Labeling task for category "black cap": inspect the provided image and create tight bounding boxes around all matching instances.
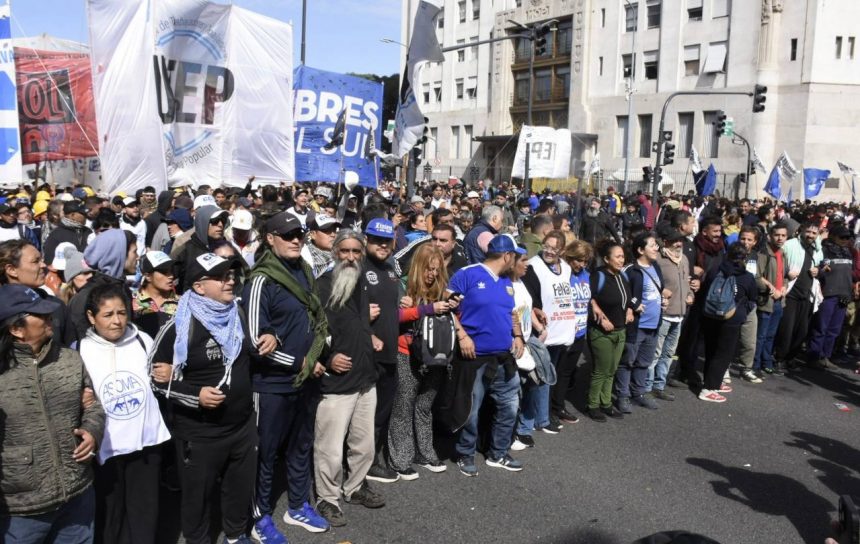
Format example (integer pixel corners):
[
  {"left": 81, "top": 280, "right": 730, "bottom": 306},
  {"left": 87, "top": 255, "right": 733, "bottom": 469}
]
[
  {"left": 831, "top": 225, "right": 852, "bottom": 239},
  {"left": 63, "top": 201, "right": 87, "bottom": 216},
  {"left": 140, "top": 251, "right": 175, "bottom": 274},
  {"left": 185, "top": 253, "right": 239, "bottom": 284},
  {"left": 265, "top": 212, "right": 303, "bottom": 236},
  {"left": 0, "top": 284, "right": 60, "bottom": 322},
  {"left": 0, "top": 204, "right": 13, "bottom": 215}
]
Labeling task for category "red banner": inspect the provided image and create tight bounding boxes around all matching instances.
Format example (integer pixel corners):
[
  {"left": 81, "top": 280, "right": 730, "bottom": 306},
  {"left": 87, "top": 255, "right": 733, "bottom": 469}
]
[{"left": 15, "top": 48, "right": 98, "bottom": 164}]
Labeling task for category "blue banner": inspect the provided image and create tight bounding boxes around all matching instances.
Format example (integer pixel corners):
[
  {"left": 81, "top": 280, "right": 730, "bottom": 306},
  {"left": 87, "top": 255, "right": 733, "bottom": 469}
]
[
  {"left": 293, "top": 65, "right": 383, "bottom": 188},
  {"left": 695, "top": 164, "right": 717, "bottom": 196},
  {"left": 803, "top": 168, "right": 831, "bottom": 199}
]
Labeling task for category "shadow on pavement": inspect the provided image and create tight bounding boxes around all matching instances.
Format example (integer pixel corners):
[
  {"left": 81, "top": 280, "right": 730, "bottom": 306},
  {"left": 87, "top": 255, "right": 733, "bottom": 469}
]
[
  {"left": 548, "top": 526, "right": 620, "bottom": 544},
  {"left": 687, "top": 457, "right": 832, "bottom": 544},
  {"left": 784, "top": 366, "right": 860, "bottom": 406},
  {"left": 786, "top": 431, "right": 860, "bottom": 499}
]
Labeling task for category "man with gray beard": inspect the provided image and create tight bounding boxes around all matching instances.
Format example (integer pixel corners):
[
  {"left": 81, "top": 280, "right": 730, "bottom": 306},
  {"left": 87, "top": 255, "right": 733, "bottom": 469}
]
[
  {"left": 313, "top": 230, "right": 384, "bottom": 528},
  {"left": 579, "top": 197, "right": 621, "bottom": 246}
]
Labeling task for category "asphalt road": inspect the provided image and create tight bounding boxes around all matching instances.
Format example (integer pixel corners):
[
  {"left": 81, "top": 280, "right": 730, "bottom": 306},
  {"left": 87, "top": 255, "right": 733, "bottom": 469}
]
[{"left": 167, "top": 359, "right": 860, "bottom": 544}]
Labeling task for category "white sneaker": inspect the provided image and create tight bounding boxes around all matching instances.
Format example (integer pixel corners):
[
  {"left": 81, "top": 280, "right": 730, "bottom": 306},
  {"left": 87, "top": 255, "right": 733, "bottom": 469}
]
[{"left": 698, "top": 389, "right": 727, "bottom": 403}]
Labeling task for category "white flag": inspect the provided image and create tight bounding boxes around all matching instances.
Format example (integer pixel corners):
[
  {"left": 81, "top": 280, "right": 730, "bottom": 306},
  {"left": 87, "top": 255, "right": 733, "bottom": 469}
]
[
  {"left": 588, "top": 153, "right": 601, "bottom": 175},
  {"left": 689, "top": 146, "right": 703, "bottom": 174},
  {"left": 511, "top": 125, "right": 571, "bottom": 179},
  {"left": 837, "top": 161, "right": 857, "bottom": 175},
  {"left": 393, "top": 0, "right": 444, "bottom": 158},
  {"left": 751, "top": 148, "right": 768, "bottom": 174}
]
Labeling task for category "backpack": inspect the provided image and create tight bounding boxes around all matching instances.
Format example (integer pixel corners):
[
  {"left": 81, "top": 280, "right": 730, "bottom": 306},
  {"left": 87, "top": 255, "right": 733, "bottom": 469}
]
[
  {"left": 414, "top": 313, "right": 456, "bottom": 370},
  {"left": 703, "top": 270, "right": 737, "bottom": 320}
]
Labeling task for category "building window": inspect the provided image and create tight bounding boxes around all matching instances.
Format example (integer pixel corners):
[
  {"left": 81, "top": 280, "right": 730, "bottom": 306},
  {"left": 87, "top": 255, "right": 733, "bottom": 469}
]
[
  {"left": 622, "top": 53, "right": 634, "bottom": 78},
  {"left": 470, "top": 36, "right": 479, "bottom": 59},
  {"left": 625, "top": 3, "right": 638, "bottom": 32},
  {"left": 712, "top": 0, "right": 730, "bottom": 18},
  {"left": 515, "top": 37, "right": 530, "bottom": 61},
  {"left": 556, "top": 66, "right": 570, "bottom": 99},
  {"left": 428, "top": 127, "right": 437, "bottom": 159},
  {"left": 463, "top": 125, "right": 473, "bottom": 158},
  {"left": 438, "top": 15, "right": 444, "bottom": 29},
  {"left": 466, "top": 77, "right": 478, "bottom": 99},
  {"left": 616, "top": 116, "right": 629, "bottom": 157},
  {"left": 850, "top": 37, "right": 856, "bottom": 59},
  {"left": 638, "top": 114, "right": 652, "bottom": 158},
  {"left": 703, "top": 111, "right": 719, "bottom": 157},
  {"left": 456, "top": 39, "right": 465, "bottom": 62},
  {"left": 684, "top": 45, "right": 700, "bottom": 76},
  {"left": 556, "top": 21, "right": 573, "bottom": 55},
  {"left": 688, "top": 0, "right": 703, "bottom": 21},
  {"left": 455, "top": 79, "right": 464, "bottom": 100},
  {"left": 458, "top": 1, "right": 466, "bottom": 22},
  {"left": 836, "top": 36, "right": 843, "bottom": 59},
  {"left": 451, "top": 126, "right": 460, "bottom": 159},
  {"left": 601, "top": 8, "right": 606, "bottom": 27},
  {"left": 790, "top": 38, "right": 798, "bottom": 61},
  {"left": 825, "top": 178, "right": 840, "bottom": 189},
  {"left": 514, "top": 71, "right": 529, "bottom": 105},
  {"left": 599, "top": 56, "right": 604, "bottom": 76},
  {"left": 644, "top": 51, "right": 659, "bottom": 79},
  {"left": 703, "top": 41, "right": 728, "bottom": 73},
  {"left": 472, "top": 0, "right": 479, "bottom": 20},
  {"left": 646, "top": 1, "right": 661, "bottom": 29},
  {"left": 423, "top": 84, "right": 431, "bottom": 104},
  {"left": 677, "top": 112, "right": 694, "bottom": 158},
  {"left": 534, "top": 68, "right": 552, "bottom": 102},
  {"left": 433, "top": 85, "right": 442, "bottom": 102}
]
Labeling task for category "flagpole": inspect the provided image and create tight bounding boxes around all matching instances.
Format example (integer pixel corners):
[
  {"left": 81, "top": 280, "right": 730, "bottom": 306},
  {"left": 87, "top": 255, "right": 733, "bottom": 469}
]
[{"left": 680, "top": 161, "right": 691, "bottom": 195}]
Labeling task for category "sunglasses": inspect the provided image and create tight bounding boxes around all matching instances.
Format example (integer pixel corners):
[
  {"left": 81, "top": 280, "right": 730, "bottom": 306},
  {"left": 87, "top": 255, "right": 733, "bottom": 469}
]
[
  {"left": 209, "top": 217, "right": 227, "bottom": 226},
  {"left": 276, "top": 230, "right": 304, "bottom": 241}
]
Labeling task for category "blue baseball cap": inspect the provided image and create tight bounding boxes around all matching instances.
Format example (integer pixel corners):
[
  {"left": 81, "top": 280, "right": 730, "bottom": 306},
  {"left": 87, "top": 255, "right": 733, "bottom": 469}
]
[
  {"left": 488, "top": 234, "right": 526, "bottom": 255},
  {"left": 365, "top": 218, "right": 395, "bottom": 239},
  {"left": 0, "top": 285, "right": 60, "bottom": 323}
]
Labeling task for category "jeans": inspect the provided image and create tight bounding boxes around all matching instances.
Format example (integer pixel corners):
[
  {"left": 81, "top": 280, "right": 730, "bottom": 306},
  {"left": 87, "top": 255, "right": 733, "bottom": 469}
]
[
  {"left": 516, "top": 382, "right": 550, "bottom": 436},
  {"left": 455, "top": 362, "right": 520, "bottom": 460},
  {"left": 3, "top": 486, "right": 95, "bottom": 544},
  {"left": 753, "top": 301, "right": 783, "bottom": 370},
  {"left": 614, "top": 328, "right": 659, "bottom": 398},
  {"left": 648, "top": 318, "right": 683, "bottom": 392}
]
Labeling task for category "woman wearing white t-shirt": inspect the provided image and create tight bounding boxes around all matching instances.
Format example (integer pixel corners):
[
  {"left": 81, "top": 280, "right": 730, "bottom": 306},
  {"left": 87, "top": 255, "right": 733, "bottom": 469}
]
[{"left": 79, "top": 282, "right": 171, "bottom": 544}]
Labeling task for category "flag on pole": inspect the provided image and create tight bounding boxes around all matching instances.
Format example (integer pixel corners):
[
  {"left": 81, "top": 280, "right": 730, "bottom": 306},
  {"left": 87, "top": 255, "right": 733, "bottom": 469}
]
[
  {"left": 695, "top": 163, "right": 717, "bottom": 196},
  {"left": 764, "top": 151, "right": 798, "bottom": 200},
  {"left": 751, "top": 148, "right": 767, "bottom": 174},
  {"left": 838, "top": 161, "right": 857, "bottom": 175},
  {"left": 588, "top": 153, "right": 601, "bottom": 175},
  {"left": 0, "top": 2, "right": 23, "bottom": 184},
  {"left": 324, "top": 108, "right": 347, "bottom": 150},
  {"left": 393, "top": 0, "right": 444, "bottom": 158},
  {"left": 364, "top": 129, "right": 376, "bottom": 163},
  {"left": 803, "top": 168, "right": 831, "bottom": 199},
  {"left": 689, "top": 146, "right": 703, "bottom": 174}
]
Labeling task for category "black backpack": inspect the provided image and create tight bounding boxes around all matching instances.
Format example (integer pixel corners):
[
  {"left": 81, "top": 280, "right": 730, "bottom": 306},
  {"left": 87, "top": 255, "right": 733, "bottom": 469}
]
[{"left": 413, "top": 313, "right": 456, "bottom": 371}]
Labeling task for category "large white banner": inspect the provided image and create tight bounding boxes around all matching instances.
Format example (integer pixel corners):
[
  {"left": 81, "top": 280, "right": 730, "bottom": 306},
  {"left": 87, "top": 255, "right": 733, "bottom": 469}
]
[
  {"left": 511, "top": 125, "right": 571, "bottom": 179},
  {"left": 0, "top": 3, "right": 23, "bottom": 184},
  {"left": 88, "top": 0, "right": 294, "bottom": 193}
]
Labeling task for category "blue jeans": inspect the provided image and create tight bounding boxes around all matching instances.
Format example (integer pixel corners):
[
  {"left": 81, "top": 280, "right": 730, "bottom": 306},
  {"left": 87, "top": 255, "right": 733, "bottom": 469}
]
[
  {"left": 648, "top": 318, "right": 683, "bottom": 392},
  {"left": 754, "top": 301, "right": 783, "bottom": 370},
  {"left": 614, "top": 328, "right": 659, "bottom": 398},
  {"left": 3, "top": 486, "right": 95, "bottom": 544},
  {"left": 455, "top": 362, "right": 520, "bottom": 460},
  {"left": 516, "top": 382, "right": 550, "bottom": 436}
]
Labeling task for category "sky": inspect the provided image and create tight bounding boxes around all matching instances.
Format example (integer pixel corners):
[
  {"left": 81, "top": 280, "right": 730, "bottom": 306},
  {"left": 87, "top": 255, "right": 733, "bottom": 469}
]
[{"left": 10, "top": 0, "right": 402, "bottom": 76}]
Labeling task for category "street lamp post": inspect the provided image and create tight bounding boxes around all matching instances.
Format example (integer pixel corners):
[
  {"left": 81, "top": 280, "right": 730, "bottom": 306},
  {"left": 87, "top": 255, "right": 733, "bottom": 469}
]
[{"left": 622, "top": 0, "right": 637, "bottom": 196}]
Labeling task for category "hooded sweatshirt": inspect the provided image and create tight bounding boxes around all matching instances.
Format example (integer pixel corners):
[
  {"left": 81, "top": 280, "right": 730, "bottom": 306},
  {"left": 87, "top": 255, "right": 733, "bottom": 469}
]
[
  {"left": 144, "top": 190, "right": 173, "bottom": 247},
  {"left": 175, "top": 205, "right": 226, "bottom": 292}
]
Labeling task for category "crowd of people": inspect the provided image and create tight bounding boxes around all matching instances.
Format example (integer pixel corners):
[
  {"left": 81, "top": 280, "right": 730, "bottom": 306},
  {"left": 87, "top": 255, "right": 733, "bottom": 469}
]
[{"left": 0, "top": 177, "right": 858, "bottom": 544}]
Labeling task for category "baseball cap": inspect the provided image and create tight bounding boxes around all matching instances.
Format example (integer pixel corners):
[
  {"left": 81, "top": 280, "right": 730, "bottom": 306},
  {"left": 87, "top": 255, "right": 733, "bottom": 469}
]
[
  {"left": 365, "top": 218, "right": 395, "bottom": 239},
  {"left": 166, "top": 208, "right": 193, "bottom": 230},
  {"left": 410, "top": 195, "right": 425, "bottom": 204},
  {"left": 63, "top": 248, "right": 94, "bottom": 282},
  {"left": 314, "top": 186, "right": 333, "bottom": 199},
  {"left": 265, "top": 212, "right": 303, "bottom": 236},
  {"left": 0, "top": 284, "right": 60, "bottom": 322},
  {"left": 0, "top": 204, "right": 13, "bottom": 215},
  {"left": 310, "top": 214, "right": 341, "bottom": 231},
  {"left": 186, "top": 253, "right": 239, "bottom": 284},
  {"left": 467, "top": 191, "right": 480, "bottom": 199},
  {"left": 488, "top": 234, "right": 526, "bottom": 255},
  {"left": 831, "top": 225, "right": 852, "bottom": 239},
  {"left": 50, "top": 242, "right": 77, "bottom": 271},
  {"left": 72, "top": 188, "right": 88, "bottom": 200},
  {"left": 193, "top": 194, "right": 217, "bottom": 210},
  {"left": 231, "top": 209, "right": 254, "bottom": 231},
  {"left": 122, "top": 197, "right": 139, "bottom": 207},
  {"left": 63, "top": 201, "right": 87, "bottom": 216},
  {"left": 140, "top": 251, "right": 175, "bottom": 274}
]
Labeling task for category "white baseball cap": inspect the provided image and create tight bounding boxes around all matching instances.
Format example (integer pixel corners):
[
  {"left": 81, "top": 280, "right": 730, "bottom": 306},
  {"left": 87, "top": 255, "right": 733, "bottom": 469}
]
[
  {"left": 193, "top": 194, "right": 217, "bottom": 210},
  {"left": 467, "top": 191, "right": 480, "bottom": 199},
  {"left": 231, "top": 209, "right": 254, "bottom": 231}
]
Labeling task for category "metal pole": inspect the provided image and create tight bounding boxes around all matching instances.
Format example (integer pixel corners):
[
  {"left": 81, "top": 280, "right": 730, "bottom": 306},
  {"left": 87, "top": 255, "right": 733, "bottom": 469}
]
[
  {"left": 301, "top": 0, "right": 307, "bottom": 64},
  {"left": 406, "top": 150, "right": 416, "bottom": 199},
  {"left": 523, "top": 28, "right": 535, "bottom": 197},
  {"left": 622, "top": 0, "right": 636, "bottom": 196}
]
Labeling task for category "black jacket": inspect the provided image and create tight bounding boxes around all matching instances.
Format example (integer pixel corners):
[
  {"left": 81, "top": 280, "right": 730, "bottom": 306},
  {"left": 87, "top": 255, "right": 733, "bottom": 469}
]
[
  {"left": 819, "top": 240, "right": 854, "bottom": 299},
  {"left": 43, "top": 222, "right": 92, "bottom": 267},
  {"left": 580, "top": 211, "right": 620, "bottom": 246},
  {"left": 144, "top": 190, "right": 173, "bottom": 248}
]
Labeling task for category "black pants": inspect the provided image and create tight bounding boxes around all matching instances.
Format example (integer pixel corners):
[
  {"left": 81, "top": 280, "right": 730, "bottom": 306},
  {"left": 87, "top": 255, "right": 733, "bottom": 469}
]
[
  {"left": 374, "top": 361, "right": 398, "bottom": 465},
  {"left": 94, "top": 445, "right": 161, "bottom": 544},
  {"left": 774, "top": 296, "right": 813, "bottom": 363},
  {"left": 676, "top": 307, "right": 703, "bottom": 382},
  {"left": 551, "top": 337, "right": 585, "bottom": 414},
  {"left": 177, "top": 417, "right": 258, "bottom": 544},
  {"left": 702, "top": 318, "right": 742, "bottom": 390},
  {"left": 254, "top": 385, "right": 319, "bottom": 516}
]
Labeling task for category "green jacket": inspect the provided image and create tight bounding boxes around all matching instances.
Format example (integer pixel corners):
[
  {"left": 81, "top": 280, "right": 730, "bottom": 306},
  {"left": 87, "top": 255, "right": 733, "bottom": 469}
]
[
  {"left": 0, "top": 340, "right": 105, "bottom": 515},
  {"left": 520, "top": 231, "right": 543, "bottom": 259}
]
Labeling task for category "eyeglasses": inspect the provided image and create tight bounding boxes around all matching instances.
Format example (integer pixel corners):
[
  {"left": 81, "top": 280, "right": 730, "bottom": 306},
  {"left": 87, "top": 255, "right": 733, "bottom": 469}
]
[
  {"left": 276, "top": 230, "right": 304, "bottom": 242},
  {"left": 542, "top": 245, "right": 560, "bottom": 254},
  {"left": 201, "top": 271, "right": 236, "bottom": 283}
]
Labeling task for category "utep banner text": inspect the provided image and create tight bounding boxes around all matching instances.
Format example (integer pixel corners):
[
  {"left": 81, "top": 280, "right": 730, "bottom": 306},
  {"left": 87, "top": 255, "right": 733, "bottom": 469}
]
[
  {"left": 15, "top": 48, "right": 98, "bottom": 163},
  {"left": 293, "top": 66, "right": 382, "bottom": 188},
  {"left": 511, "top": 125, "right": 572, "bottom": 179},
  {"left": 0, "top": 4, "right": 22, "bottom": 183},
  {"left": 88, "top": 0, "right": 295, "bottom": 194}
]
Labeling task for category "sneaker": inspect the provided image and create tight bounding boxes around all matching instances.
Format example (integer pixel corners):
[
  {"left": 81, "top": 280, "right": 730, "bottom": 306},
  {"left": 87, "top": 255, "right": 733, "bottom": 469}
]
[
  {"left": 316, "top": 500, "right": 346, "bottom": 528},
  {"left": 284, "top": 502, "right": 330, "bottom": 533},
  {"left": 251, "top": 516, "right": 287, "bottom": 544},
  {"left": 631, "top": 394, "right": 659, "bottom": 410},
  {"left": 666, "top": 378, "right": 686, "bottom": 388},
  {"left": 415, "top": 458, "right": 447, "bottom": 473},
  {"left": 365, "top": 464, "right": 399, "bottom": 484},
  {"left": 344, "top": 481, "right": 385, "bottom": 508},
  {"left": 539, "top": 419, "right": 562, "bottom": 434},
  {"left": 395, "top": 468, "right": 419, "bottom": 481},
  {"left": 457, "top": 455, "right": 478, "bottom": 477},
  {"left": 587, "top": 408, "right": 607, "bottom": 422},
  {"left": 718, "top": 383, "right": 733, "bottom": 393},
  {"left": 741, "top": 370, "right": 763, "bottom": 384},
  {"left": 225, "top": 536, "right": 253, "bottom": 544},
  {"left": 485, "top": 454, "right": 524, "bottom": 472},
  {"left": 698, "top": 389, "right": 726, "bottom": 403},
  {"left": 772, "top": 364, "right": 786, "bottom": 376},
  {"left": 616, "top": 396, "right": 633, "bottom": 414},
  {"left": 763, "top": 367, "right": 774, "bottom": 375},
  {"left": 651, "top": 389, "right": 675, "bottom": 401},
  {"left": 601, "top": 405, "right": 624, "bottom": 419},
  {"left": 556, "top": 410, "right": 580, "bottom": 424}
]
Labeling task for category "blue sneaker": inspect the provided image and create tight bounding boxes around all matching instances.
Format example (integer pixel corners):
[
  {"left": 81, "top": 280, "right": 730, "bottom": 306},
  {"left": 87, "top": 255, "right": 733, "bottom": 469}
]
[
  {"left": 457, "top": 455, "right": 478, "bottom": 477},
  {"left": 250, "top": 515, "right": 287, "bottom": 544},
  {"left": 284, "top": 502, "right": 330, "bottom": 533}
]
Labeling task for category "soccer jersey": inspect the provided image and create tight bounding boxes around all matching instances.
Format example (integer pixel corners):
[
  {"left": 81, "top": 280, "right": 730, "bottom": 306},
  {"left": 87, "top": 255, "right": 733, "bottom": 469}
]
[{"left": 449, "top": 264, "right": 515, "bottom": 355}]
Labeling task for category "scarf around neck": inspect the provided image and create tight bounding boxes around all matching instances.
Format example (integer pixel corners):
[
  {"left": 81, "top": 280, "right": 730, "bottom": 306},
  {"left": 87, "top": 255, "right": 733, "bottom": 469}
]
[{"left": 694, "top": 233, "right": 725, "bottom": 269}]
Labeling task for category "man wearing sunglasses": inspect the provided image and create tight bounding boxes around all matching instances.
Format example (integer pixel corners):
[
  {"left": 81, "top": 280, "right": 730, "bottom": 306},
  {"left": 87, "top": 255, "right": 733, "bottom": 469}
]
[{"left": 174, "top": 205, "right": 230, "bottom": 292}]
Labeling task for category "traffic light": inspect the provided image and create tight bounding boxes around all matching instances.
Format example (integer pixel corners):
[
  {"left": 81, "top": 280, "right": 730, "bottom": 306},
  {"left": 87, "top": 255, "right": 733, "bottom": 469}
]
[
  {"left": 753, "top": 84, "right": 767, "bottom": 113},
  {"left": 533, "top": 22, "right": 554, "bottom": 56},
  {"left": 418, "top": 117, "right": 429, "bottom": 144},
  {"left": 663, "top": 142, "right": 676, "bottom": 165},
  {"left": 715, "top": 110, "right": 727, "bottom": 136},
  {"left": 412, "top": 146, "right": 423, "bottom": 165},
  {"left": 738, "top": 173, "right": 746, "bottom": 184},
  {"left": 642, "top": 166, "right": 653, "bottom": 183}
]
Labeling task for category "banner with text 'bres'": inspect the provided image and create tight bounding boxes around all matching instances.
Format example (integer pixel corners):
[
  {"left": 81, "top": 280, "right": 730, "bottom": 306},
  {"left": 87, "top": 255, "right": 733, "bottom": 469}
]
[
  {"left": 15, "top": 49, "right": 98, "bottom": 163},
  {"left": 88, "top": 0, "right": 294, "bottom": 194},
  {"left": 293, "top": 65, "right": 382, "bottom": 188},
  {"left": 0, "top": 4, "right": 22, "bottom": 183},
  {"left": 511, "top": 125, "right": 572, "bottom": 179}
]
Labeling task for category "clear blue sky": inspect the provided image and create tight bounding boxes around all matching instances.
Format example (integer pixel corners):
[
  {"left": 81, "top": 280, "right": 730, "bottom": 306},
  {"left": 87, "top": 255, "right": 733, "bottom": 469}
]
[{"left": 10, "top": 0, "right": 402, "bottom": 76}]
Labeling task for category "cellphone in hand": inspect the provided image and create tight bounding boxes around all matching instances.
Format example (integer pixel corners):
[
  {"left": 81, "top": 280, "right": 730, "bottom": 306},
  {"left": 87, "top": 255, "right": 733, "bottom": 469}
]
[
  {"left": 447, "top": 292, "right": 462, "bottom": 302},
  {"left": 839, "top": 495, "right": 860, "bottom": 544}
]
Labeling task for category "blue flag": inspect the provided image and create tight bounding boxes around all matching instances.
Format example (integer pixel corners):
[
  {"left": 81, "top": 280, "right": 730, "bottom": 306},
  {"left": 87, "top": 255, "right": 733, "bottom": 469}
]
[
  {"left": 695, "top": 163, "right": 717, "bottom": 196},
  {"left": 764, "top": 166, "right": 781, "bottom": 199},
  {"left": 803, "top": 168, "right": 831, "bottom": 199},
  {"left": 293, "top": 66, "right": 383, "bottom": 188}
]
